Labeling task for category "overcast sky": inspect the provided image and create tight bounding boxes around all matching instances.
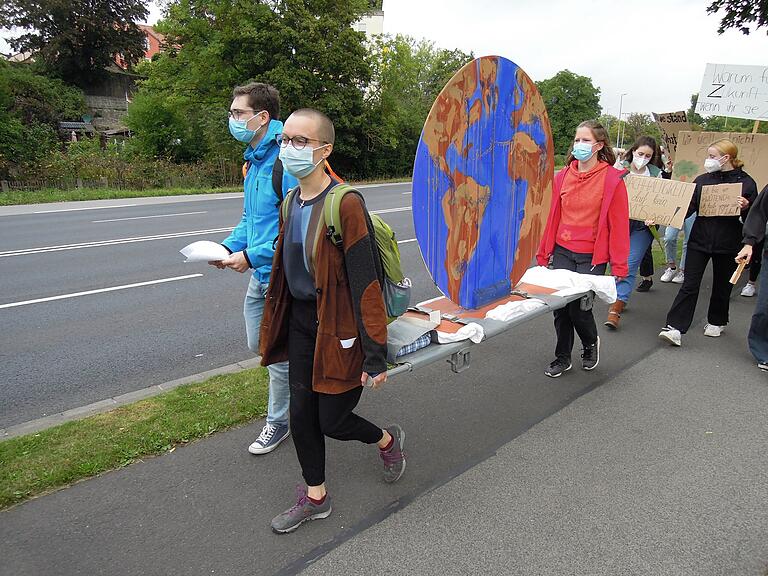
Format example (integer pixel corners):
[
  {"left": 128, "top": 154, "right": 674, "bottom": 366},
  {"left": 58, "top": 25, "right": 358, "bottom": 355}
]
[{"left": 5, "top": 0, "right": 766, "bottom": 118}]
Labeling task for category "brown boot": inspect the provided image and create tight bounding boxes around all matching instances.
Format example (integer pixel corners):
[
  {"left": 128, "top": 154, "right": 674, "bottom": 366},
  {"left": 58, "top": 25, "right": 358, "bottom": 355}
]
[{"left": 604, "top": 300, "right": 625, "bottom": 330}]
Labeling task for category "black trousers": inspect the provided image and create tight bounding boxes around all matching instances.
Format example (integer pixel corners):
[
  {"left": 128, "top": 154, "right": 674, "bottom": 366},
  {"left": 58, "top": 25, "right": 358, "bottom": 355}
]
[
  {"left": 749, "top": 239, "right": 765, "bottom": 283},
  {"left": 288, "top": 298, "right": 383, "bottom": 487},
  {"left": 552, "top": 245, "right": 607, "bottom": 360},
  {"left": 666, "top": 248, "right": 737, "bottom": 333},
  {"left": 639, "top": 244, "right": 654, "bottom": 278}
]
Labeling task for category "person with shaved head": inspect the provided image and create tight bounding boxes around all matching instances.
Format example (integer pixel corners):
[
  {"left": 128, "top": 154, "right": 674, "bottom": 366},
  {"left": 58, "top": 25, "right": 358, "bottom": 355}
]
[{"left": 259, "top": 108, "right": 406, "bottom": 534}]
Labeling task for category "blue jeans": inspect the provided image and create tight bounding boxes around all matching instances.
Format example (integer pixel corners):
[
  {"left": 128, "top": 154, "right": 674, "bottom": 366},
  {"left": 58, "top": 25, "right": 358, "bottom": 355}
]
[
  {"left": 616, "top": 228, "right": 654, "bottom": 303},
  {"left": 662, "top": 214, "right": 696, "bottom": 269},
  {"left": 749, "top": 250, "right": 768, "bottom": 364},
  {"left": 244, "top": 275, "right": 290, "bottom": 427}
]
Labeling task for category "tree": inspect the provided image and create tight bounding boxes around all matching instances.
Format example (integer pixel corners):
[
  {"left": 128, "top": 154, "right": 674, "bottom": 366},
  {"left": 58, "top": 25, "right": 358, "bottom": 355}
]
[
  {"left": 130, "top": 0, "right": 372, "bottom": 175},
  {"left": 707, "top": 0, "right": 768, "bottom": 35},
  {"left": 361, "top": 35, "right": 472, "bottom": 176},
  {"left": 536, "top": 70, "right": 601, "bottom": 155},
  {"left": 0, "top": 0, "right": 149, "bottom": 87}
]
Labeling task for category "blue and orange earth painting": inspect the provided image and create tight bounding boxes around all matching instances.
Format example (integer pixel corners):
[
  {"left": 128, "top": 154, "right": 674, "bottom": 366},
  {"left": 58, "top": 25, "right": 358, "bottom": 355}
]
[{"left": 412, "top": 56, "right": 554, "bottom": 309}]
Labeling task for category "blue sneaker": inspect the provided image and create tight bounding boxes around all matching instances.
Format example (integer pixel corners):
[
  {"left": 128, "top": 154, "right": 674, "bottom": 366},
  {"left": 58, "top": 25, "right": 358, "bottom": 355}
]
[{"left": 248, "top": 423, "right": 290, "bottom": 455}]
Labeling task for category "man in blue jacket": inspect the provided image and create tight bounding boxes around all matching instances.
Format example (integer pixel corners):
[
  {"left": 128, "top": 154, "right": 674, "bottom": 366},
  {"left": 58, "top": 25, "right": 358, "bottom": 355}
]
[{"left": 211, "top": 82, "right": 297, "bottom": 454}]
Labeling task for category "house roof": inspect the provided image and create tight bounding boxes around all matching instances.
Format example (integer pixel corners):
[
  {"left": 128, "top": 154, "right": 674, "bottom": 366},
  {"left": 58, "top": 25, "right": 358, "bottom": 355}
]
[{"left": 138, "top": 24, "right": 165, "bottom": 43}]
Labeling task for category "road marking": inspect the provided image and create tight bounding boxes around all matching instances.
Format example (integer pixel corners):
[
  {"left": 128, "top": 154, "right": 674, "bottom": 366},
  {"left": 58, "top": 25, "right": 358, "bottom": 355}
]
[
  {"left": 397, "top": 238, "right": 417, "bottom": 244},
  {"left": 402, "top": 191, "right": 412, "bottom": 195},
  {"left": 92, "top": 211, "right": 207, "bottom": 223},
  {"left": 371, "top": 206, "right": 411, "bottom": 215},
  {"left": 33, "top": 204, "right": 138, "bottom": 214},
  {"left": 0, "top": 228, "right": 231, "bottom": 258},
  {"left": 0, "top": 274, "right": 203, "bottom": 310}
]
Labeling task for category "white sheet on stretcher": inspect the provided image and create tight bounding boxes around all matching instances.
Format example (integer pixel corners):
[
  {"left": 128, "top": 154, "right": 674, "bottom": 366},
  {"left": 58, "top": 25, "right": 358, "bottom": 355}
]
[
  {"left": 435, "top": 322, "right": 485, "bottom": 344},
  {"left": 517, "top": 266, "right": 617, "bottom": 304}
]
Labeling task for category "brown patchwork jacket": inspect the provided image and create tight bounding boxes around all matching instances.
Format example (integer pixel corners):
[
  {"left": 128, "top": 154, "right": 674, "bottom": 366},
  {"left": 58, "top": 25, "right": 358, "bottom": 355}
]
[{"left": 259, "top": 191, "right": 388, "bottom": 394}]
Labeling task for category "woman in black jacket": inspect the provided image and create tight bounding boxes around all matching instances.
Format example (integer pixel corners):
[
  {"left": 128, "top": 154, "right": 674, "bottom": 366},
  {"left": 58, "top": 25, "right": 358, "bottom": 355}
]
[{"left": 659, "top": 139, "right": 758, "bottom": 346}]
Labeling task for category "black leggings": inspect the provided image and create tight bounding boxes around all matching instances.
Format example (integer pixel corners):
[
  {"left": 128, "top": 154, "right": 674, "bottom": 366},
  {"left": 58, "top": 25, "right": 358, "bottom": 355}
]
[
  {"left": 665, "top": 248, "right": 737, "bottom": 333},
  {"left": 288, "top": 298, "right": 383, "bottom": 487},
  {"left": 551, "top": 245, "right": 607, "bottom": 360}
]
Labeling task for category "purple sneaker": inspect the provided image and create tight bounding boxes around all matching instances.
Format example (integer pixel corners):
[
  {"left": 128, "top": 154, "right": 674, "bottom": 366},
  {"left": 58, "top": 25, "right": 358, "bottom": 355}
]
[
  {"left": 380, "top": 425, "right": 406, "bottom": 483},
  {"left": 271, "top": 485, "right": 332, "bottom": 534}
]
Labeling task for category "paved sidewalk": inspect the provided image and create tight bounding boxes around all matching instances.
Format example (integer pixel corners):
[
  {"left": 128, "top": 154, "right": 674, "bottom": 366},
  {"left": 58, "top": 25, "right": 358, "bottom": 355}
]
[{"left": 303, "top": 303, "right": 768, "bottom": 576}]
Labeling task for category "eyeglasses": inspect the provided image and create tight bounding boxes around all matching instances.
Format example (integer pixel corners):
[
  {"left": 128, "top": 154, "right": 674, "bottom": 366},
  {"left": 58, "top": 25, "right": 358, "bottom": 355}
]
[
  {"left": 228, "top": 109, "right": 258, "bottom": 121},
  {"left": 276, "top": 134, "right": 328, "bottom": 150}
]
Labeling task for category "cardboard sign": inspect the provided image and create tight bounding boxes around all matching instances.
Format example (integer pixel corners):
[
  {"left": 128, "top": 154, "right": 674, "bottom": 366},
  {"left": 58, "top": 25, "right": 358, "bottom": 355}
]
[
  {"left": 699, "top": 183, "right": 743, "bottom": 217},
  {"left": 625, "top": 174, "right": 696, "bottom": 229},
  {"left": 672, "top": 131, "right": 768, "bottom": 191},
  {"left": 652, "top": 111, "right": 690, "bottom": 161},
  {"left": 695, "top": 63, "right": 768, "bottom": 121}
]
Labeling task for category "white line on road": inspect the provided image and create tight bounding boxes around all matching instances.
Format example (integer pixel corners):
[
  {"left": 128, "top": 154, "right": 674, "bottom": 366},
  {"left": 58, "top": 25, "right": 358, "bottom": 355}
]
[
  {"left": 397, "top": 238, "right": 417, "bottom": 244},
  {"left": 33, "top": 204, "right": 138, "bottom": 214},
  {"left": 0, "top": 274, "right": 203, "bottom": 310},
  {"left": 0, "top": 228, "right": 231, "bottom": 258},
  {"left": 92, "top": 211, "right": 207, "bottom": 223},
  {"left": 371, "top": 206, "right": 411, "bottom": 215},
  {"left": 402, "top": 191, "right": 412, "bottom": 195}
]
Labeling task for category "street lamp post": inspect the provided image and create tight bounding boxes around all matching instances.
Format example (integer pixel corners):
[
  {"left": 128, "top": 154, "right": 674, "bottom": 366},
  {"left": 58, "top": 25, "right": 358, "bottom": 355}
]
[{"left": 618, "top": 93, "right": 627, "bottom": 149}]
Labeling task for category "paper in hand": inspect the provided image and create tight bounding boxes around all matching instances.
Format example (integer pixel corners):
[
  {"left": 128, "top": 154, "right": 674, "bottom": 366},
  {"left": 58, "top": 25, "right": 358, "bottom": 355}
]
[{"left": 180, "top": 240, "right": 230, "bottom": 263}]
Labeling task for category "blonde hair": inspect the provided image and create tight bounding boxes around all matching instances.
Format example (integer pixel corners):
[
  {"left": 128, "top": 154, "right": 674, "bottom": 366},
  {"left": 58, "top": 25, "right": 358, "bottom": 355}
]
[{"left": 711, "top": 139, "right": 744, "bottom": 169}]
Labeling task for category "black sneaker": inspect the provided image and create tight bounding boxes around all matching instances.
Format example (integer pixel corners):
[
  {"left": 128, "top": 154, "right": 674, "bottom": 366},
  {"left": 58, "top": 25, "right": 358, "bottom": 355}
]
[
  {"left": 636, "top": 278, "right": 653, "bottom": 292},
  {"left": 581, "top": 337, "right": 600, "bottom": 370},
  {"left": 544, "top": 357, "right": 572, "bottom": 378}
]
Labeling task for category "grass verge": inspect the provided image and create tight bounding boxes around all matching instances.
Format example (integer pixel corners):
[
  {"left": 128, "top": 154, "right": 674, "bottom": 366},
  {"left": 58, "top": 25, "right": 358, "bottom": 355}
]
[
  {"left": 0, "top": 178, "right": 411, "bottom": 206},
  {"left": 0, "top": 367, "right": 269, "bottom": 510},
  {"left": 0, "top": 186, "right": 243, "bottom": 206}
]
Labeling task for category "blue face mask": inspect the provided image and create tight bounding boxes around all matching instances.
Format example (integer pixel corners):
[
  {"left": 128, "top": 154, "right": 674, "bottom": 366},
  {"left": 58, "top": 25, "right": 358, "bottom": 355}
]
[
  {"left": 572, "top": 141, "right": 596, "bottom": 161},
  {"left": 279, "top": 143, "right": 329, "bottom": 179},
  {"left": 228, "top": 112, "right": 264, "bottom": 143}
]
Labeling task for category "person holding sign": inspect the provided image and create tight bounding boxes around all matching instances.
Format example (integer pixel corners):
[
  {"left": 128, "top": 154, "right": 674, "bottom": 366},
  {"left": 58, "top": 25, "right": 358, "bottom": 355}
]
[
  {"left": 659, "top": 139, "right": 758, "bottom": 346},
  {"left": 605, "top": 136, "right": 664, "bottom": 330},
  {"left": 736, "top": 184, "right": 768, "bottom": 372},
  {"left": 537, "top": 120, "right": 629, "bottom": 377}
]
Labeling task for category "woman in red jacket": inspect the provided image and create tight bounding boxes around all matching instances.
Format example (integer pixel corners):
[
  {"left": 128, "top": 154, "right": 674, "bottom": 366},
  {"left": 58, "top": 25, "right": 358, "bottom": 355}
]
[{"left": 537, "top": 120, "right": 630, "bottom": 378}]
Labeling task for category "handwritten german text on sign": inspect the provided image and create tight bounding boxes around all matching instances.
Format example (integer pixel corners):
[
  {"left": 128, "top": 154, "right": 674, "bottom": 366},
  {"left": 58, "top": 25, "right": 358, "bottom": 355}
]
[
  {"left": 651, "top": 111, "right": 690, "bottom": 161},
  {"left": 695, "top": 63, "right": 768, "bottom": 121},
  {"left": 625, "top": 174, "right": 696, "bottom": 229},
  {"left": 672, "top": 131, "right": 768, "bottom": 191},
  {"left": 699, "top": 183, "right": 742, "bottom": 217}
]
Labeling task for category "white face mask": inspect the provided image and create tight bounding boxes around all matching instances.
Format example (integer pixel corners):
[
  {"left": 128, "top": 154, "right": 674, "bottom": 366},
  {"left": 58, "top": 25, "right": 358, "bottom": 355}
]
[
  {"left": 704, "top": 157, "right": 723, "bottom": 173},
  {"left": 632, "top": 153, "right": 650, "bottom": 170}
]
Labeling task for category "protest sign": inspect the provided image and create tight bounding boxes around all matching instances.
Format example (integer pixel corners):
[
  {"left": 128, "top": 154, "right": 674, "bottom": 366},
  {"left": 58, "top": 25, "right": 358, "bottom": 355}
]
[
  {"left": 672, "top": 131, "right": 768, "bottom": 191},
  {"left": 624, "top": 174, "right": 696, "bottom": 228},
  {"left": 699, "top": 183, "right": 742, "bottom": 217},
  {"left": 695, "top": 63, "right": 768, "bottom": 121},
  {"left": 652, "top": 111, "right": 690, "bottom": 160}
]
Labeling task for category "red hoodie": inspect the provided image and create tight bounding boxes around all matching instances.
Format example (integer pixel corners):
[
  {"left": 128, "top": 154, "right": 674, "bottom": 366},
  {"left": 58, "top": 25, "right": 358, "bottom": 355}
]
[{"left": 536, "top": 160, "right": 630, "bottom": 277}]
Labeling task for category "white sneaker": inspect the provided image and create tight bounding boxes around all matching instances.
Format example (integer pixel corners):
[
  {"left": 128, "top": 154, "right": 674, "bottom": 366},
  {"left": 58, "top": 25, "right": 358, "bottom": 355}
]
[
  {"left": 660, "top": 267, "right": 677, "bottom": 282},
  {"left": 671, "top": 269, "right": 685, "bottom": 284},
  {"left": 704, "top": 323, "right": 724, "bottom": 337},
  {"left": 741, "top": 283, "right": 756, "bottom": 297},
  {"left": 658, "top": 326, "right": 682, "bottom": 346}
]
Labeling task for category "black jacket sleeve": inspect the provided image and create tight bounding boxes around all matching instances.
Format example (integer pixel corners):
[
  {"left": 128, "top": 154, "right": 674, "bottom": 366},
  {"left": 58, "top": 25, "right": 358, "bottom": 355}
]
[{"left": 743, "top": 185, "right": 768, "bottom": 246}]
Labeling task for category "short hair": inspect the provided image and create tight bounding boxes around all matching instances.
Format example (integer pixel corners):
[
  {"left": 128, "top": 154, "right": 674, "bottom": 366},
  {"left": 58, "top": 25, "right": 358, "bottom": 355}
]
[
  {"left": 232, "top": 82, "right": 280, "bottom": 121},
  {"left": 291, "top": 108, "right": 335, "bottom": 145}
]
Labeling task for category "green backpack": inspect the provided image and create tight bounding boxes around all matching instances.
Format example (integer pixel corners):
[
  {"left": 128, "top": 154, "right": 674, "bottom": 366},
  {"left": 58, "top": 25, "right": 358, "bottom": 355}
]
[{"left": 282, "top": 183, "right": 411, "bottom": 320}]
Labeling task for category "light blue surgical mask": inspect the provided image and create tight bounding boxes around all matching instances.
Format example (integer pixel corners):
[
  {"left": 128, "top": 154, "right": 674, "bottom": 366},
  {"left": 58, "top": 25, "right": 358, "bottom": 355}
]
[
  {"left": 228, "top": 112, "right": 265, "bottom": 143},
  {"left": 572, "top": 141, "right": 596, "bottom": 161},
  {"left": 279, "top": 143, "right": 329, "bottom": 179}
]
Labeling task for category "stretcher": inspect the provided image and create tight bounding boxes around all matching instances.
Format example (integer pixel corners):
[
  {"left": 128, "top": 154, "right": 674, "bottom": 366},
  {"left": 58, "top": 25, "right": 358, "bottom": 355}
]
[{"left": 387, "top": 281, "right": 588, "bottom": 377}]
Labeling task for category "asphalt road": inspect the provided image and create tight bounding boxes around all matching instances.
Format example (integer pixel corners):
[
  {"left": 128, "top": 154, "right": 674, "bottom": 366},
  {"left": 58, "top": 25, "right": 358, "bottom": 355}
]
[
  {"left": 1, "top": 188, "right": 764, "bottom": 576},
  {"left": 0, "top": 183, "right": 429, "bottom": 428}
]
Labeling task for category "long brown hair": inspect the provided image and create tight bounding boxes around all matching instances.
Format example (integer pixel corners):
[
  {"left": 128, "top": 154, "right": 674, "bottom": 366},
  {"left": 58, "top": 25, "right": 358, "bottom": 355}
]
[
  {"left": 623, "top": 135, "right": 663, "bottom": 170},
  {"left": 566, "top": 120, "right": 616, "bottom": 166}
]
